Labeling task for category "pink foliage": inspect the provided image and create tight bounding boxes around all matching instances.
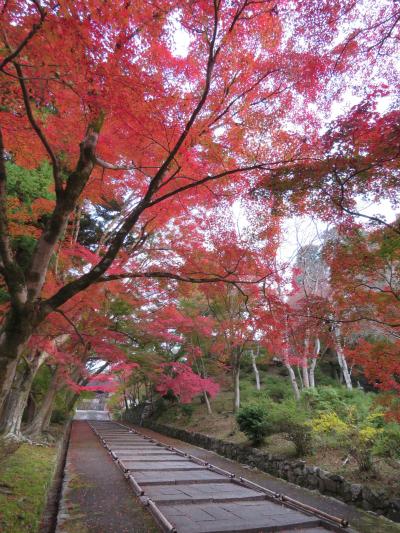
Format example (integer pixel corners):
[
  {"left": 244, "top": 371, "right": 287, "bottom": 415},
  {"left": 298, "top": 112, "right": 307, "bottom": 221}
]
[{"left": 156, "top": 362, "right": 220, "bottom": 403}]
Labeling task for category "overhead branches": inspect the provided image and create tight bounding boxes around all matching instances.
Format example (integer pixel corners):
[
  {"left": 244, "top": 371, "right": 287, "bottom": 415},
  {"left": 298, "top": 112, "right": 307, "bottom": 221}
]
[{"left": 0, "top": 0, "right": 47, "bottom": 72}]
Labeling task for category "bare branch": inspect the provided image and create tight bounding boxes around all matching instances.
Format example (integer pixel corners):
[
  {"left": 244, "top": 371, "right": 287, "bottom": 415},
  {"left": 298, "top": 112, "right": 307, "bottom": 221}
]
[
  {"left": 291, "top": 311, "right": 400, "bottom": 329},
  {"left": 52, "top": 308, "right": 87, "bottom": 347},
  {"left": 93, "top": 156, "right": 159, "bottom": 171},
  {"left": 147, "top": 159, "right": 297, "bottom": 208},
  {"left": 97, "top": 269, "right": 269, "bottom": 287}
]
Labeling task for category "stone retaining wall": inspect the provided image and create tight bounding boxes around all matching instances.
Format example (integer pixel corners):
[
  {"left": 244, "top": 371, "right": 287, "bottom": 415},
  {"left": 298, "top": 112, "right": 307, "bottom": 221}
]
[{"left": 141, "top": 419, "right": 400, "bottom": 523}]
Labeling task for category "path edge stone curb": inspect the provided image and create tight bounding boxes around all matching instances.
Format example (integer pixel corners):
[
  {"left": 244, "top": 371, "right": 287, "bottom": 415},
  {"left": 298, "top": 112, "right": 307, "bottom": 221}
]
[{"left": 40, "top": 420, "right": 72, "bottom": 533}]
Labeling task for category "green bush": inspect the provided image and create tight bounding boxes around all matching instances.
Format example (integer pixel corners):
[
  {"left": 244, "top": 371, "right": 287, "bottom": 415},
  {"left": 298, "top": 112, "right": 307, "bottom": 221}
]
[
  {"left": 301, "top": 386, "right": 373, "bottom": 422},
  {"left": 50, "top": 408, "right": 69, "bottom": 425},
  {"left": 180, "top": 403, "right": 195, "bottom": 418},
  {"left": 237, "top": 400, "right": 313, "bottom": 455},
  {"left": 373, "top": 423, "right": 400, "bottom": 459},
  {"left": 236, "top": 404, "right": 270, "bottom": 445},
  {"left": 268, "top": 401, "right": 313, "bottom": 456},
  {"left": 263, "top": 375, "right": 292, "bottom": 402}
]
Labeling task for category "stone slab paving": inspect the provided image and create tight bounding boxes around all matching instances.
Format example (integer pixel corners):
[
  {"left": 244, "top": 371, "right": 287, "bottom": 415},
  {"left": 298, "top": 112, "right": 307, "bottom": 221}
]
[
  {"left": 113, "top": 448, "right": 167, "bottom": 453},
  {"left": 119, "top": 460, "right": 206, "bottom": 471},
  {"left": 90, "top": 420, "right": 348, "bottom": 533},
  {"left": 119, "top": 454, "right": 182, "bottom": 461},
  {"left": 56, "top": 421, "right": 157, "bottom": 533},
  {"left": 133, "top": 470, "right": 230, "bottom": 486},
  {"left": 158, "top": 501, "right": 326, "bottom": 532},
  {"left": 144, "top": 482, "right": 266, "bottom": 503}
]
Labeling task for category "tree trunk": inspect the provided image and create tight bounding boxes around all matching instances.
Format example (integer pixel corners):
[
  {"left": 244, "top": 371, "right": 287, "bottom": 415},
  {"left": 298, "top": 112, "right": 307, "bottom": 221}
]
[
  {"left": 309, "top": 357, "right": 317, "bottom": 388},
  {"left": 297, "top": 365, "right": 304, "bottom": 389},
  {"left": 0, "top": 308, "right": 36, "bottom": 416},
  {"left": 203, "top": 391, "right": 212, "bottom": 415},
  {"left": 302, "top": 332, "right": 310, "bottom": 389},
  {"left": 41, "top": 398, "right": 55, "bottom": 433},
  {"left": 25, "top": 393, "right": 37, "bottom": 425},
  {"left": 332, "top": 324, "right": 352, "bottom": 389},
  {"left": 25, "top": 368, "right": 59, "bottom": 439},
  {"left": 251, "top": 350, "right": 261, "bottom": 391},
  {"left": 0, "top": 122, "right": 102, "bottom": 416},
  {"left": 233, "top": 365, "right": 240, "bottom": 412},
  {"left": 286, "top": 363, "right": 301, "bottom": 401},
  {"left": 0, "top": 350, "right": 47, "bottom": 438},
  {"left": 0, "top": 357, "right": 19, "bottom": 418},
  {"left": 309, "top": 338, "right": 320, "bottom": 388}
]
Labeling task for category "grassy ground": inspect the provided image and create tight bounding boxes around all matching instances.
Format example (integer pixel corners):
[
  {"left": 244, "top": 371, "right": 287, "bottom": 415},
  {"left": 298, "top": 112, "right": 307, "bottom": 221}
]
[
  {"left": 154, "top": 365, "right": 400, "bottom": 497},
  {"left": 0, "top": 441, "right": 57, "bottom": 533}
]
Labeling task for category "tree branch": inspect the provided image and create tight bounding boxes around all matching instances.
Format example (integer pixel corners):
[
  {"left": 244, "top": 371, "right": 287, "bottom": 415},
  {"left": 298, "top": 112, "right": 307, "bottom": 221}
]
[
  {"left": 12, "top": 61, "right": 63, "bottom": 197},
  {"left": 26, "top": 118, "right": 103, "bottom": 301},
  {"left": 0, "top": 1, "right": 47, "bottom": 71},
  {"left": 147, "top": 159, "right": 296, "bottom": 208},
  {"left": 52, "top": 309, "right": 86, "bottom": 347},
  {"left": 97, "top": 270, "right": 269, "bottom": 287},
  {"left": 0, "top": 125, "right": 27, "bottom": 306}
]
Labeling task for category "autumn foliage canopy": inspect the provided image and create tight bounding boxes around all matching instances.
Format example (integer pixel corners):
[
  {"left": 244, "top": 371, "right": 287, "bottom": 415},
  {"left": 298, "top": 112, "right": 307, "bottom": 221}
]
[{"left": 0, "top": 0, "right": 399, "bottom": 435}]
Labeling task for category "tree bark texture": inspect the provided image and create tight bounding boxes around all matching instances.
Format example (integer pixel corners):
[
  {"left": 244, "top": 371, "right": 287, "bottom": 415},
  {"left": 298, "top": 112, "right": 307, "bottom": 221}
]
[
  {"left": 332, "top": 324, "right": 353, "bottom": 389},
  {"left": 0, "top": 350, "right": 47, "bottom": 437},
  {"left": 25, "top": 367, "right": 60, "bottom": 438}
]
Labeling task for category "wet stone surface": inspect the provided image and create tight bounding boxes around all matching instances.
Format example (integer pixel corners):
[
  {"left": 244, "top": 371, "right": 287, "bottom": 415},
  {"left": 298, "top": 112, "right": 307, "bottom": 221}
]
[
  {"left": 89, "top": 420, "right": 348, "bottom": 533},
  {"left": 55, "top": 421, "right": 157, "bottom": 533}
]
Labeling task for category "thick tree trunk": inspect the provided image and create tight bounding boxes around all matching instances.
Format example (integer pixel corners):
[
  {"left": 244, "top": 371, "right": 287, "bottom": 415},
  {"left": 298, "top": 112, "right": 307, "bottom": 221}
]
[
  {"left": 0, "top": 358, "right": 19, "bottom": 418},
  {"left": 25, "top": 393, "right": 37, "bottom": 425},
  {"left": 25, "top": 368, "right": 59, "bottom": 438},
  {"left": 251, "top": 350, "right": 261, "bottom": 391},
  {"left": 0, "top": 308, "right": 36, "bottom": 416},
  {"left": 41, "top": 398, "right": 55, "bottom": 433},
  {"left": 65, "top": 391, "right": 79, "bottom": 414},
  {"left": 0, "top": 122, "right": 101, "bottom": 417},
  {"left": 0, "top": 350, "right": 46, "bottom": 438}
]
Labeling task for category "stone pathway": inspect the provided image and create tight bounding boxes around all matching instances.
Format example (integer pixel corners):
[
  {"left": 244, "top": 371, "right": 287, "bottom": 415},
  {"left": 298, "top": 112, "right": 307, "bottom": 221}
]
[
  {"left": 74, "top": 409, "right": 110, "bottom": 420},
  {"left": 56, "top": 421, "right": 157, "bottom": 533},
  {"left": 90, "top": 420, "right": 352, "bottom": 533}
]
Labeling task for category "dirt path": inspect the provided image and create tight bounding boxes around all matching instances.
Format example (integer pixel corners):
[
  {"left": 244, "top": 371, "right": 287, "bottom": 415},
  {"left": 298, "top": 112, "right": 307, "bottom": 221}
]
[
  {"left": 56, "top": 421, "right": 157, "bottom": 533},
  {"left": 133, "top": 424, "right": 400, "bottom": 533}
]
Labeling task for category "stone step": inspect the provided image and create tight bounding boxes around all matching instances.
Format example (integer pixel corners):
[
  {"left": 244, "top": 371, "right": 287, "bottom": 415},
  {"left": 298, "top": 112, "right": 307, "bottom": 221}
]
[
  {"left": 117, "top": 455, "right": 182, "bottom": 464},
  {"left": 135, "top": 470, "right": 229, "bottom": 486},
  {"left": 158, "top": 500, "right": 322, "bottom": 532},
  {"left": 120, "top": 461, "right": 205, "bottom": 471},
  {"left": 113, "top": 448, "right": 173, "bottom": 457},
  {"left": 143, "top": 481, "right": 265, "bottom": 505}
]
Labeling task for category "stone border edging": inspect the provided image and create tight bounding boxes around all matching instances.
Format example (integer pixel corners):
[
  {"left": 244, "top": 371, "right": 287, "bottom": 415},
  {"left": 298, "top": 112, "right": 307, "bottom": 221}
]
[
  {"left": 141, "top": 420, "right": 400, "bottom": 523},
  {"left": 40, "top": 419, "right": 72, "bottom": 533}
]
